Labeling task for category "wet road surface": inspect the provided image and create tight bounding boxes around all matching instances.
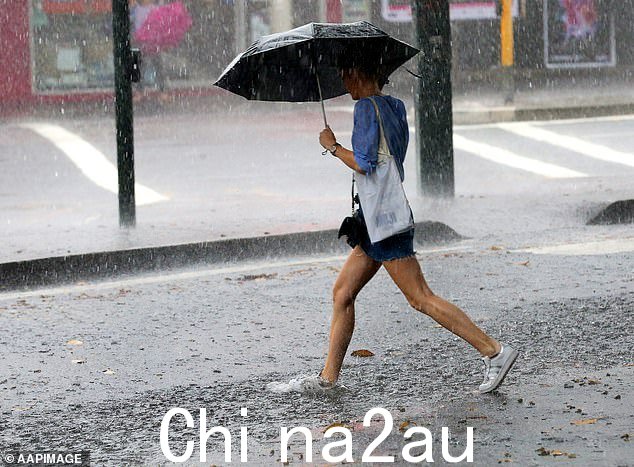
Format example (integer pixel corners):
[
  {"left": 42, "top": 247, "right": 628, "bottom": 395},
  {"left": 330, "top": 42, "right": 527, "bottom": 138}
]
[
  {"left": 2, "top": 110, "right": 634, "bottom": 262},
  {"left": 1, "top": 235, "right": 632, "bottom": 465}
]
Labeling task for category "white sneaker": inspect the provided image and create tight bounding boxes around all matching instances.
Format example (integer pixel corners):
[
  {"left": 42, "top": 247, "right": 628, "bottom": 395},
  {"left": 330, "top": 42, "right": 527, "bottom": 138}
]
[
  {"left": 479, "top": 344, "right": 518, "bottom": 393},
  {"left": 266, "top": 374, "right": 334, "bottom": 394}
]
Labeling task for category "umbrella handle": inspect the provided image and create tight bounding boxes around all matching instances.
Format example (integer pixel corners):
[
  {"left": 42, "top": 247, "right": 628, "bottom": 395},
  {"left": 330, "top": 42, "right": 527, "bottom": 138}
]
[{"left": 315, "top": 72, "right": 328, "bottom": 127}]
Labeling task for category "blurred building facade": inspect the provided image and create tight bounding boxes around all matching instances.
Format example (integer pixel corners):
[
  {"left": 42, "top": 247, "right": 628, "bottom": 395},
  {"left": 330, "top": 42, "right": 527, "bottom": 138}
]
[{"left": 1, "top": 0, "right": 632, "bottom": 109}]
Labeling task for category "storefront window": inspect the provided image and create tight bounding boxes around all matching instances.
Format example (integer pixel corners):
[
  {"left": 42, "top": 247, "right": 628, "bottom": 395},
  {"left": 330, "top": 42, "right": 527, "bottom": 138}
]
[
  {"left": 31, "top": 0, "right": 115, "bottom": 92},
  {"left": 29, "top": 0, "right": 235, "bottom": 94}
]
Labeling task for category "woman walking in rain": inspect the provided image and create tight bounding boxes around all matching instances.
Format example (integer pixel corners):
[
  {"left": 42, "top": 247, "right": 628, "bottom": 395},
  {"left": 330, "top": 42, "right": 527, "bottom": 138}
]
[{"left": 309, "top": 64, "right": 518, "bottom": 393}]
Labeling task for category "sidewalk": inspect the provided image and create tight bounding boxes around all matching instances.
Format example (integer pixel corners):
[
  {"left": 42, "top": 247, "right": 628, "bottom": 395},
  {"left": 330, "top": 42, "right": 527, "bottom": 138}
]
[
  {"left": 452, "top": 68, "right": 634, "bottom": 123},
  {"left": 1, "top": 72, "right": 633, "bottom": 289},
  {"left": 128, "top": 68, "right": 634, "bottom": 123}
]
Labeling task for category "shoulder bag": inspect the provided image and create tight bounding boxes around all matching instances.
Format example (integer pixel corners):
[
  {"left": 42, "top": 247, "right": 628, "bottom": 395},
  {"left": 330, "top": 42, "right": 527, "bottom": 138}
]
[{"left": 355, "top": 97, "right": 413, "bottom": 244}]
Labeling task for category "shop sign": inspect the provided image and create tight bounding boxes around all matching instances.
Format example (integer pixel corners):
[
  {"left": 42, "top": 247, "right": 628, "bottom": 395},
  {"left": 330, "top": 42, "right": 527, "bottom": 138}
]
[
  {"left": 543, "top": 0, "right": 615, "bottom": 68},
  {"left": 42, "top": 0, "right": 110, "bottom": 14},
  {"left": 89, "top": 0, "right": 110, "bottom": 13},
  {"left": 380, "top": 0, "right": 410, "bottom": 22},
  {"left": 343, "top": 0, "right": 370, "bottom": 22},
  {"left": 381, "top": 0, "right": 519, "bottom": 22},
  {"left": 42, "top": 0, "right": 86, "bottom": 14}
]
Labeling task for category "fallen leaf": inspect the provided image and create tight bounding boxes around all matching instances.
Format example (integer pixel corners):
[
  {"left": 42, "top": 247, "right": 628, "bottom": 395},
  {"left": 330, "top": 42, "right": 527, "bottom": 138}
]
[
  {"left": 537, "top": 447, "right": 576, "bottom": 458},
  {"left": 323, "top": 422, "right": 348, "bottom": 433},
  {"left": 490, "top": 245, "right": 505, "bottom": 251},
  {"left": 351, "top": 349, "right": 374, "bottom": 357},
  {"left": 399, "top": 420, "right": 416, "bottom": 432},
  {"left": 71, "top": 359, "right": 85, "bottom": 364},
  {"left": 571, "top": 418, "right": 599, "bottom": 425},
  {"left": 66, "top": 339, "right": 83, "bottom": 346},
  {"left": 498, "top": 459, "right": 513, "bottom": 463}
]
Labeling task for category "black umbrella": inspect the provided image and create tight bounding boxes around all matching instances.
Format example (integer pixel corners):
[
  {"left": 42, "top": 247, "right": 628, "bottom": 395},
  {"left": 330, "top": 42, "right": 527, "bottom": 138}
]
[{"left": 213, "top": 21, "right": 419, "bottom": 125}]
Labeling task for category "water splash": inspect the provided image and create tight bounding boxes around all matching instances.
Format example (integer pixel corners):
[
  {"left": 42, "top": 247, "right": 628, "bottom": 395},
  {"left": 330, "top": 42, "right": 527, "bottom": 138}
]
[{"left": 266, "top": 374, "right": 336, "bottom": 394}]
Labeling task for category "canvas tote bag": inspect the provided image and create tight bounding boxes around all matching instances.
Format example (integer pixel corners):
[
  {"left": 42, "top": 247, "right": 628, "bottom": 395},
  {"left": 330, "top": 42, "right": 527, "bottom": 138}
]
[{"left": 355, "top": 97, "right": 413, "bottom": 244}]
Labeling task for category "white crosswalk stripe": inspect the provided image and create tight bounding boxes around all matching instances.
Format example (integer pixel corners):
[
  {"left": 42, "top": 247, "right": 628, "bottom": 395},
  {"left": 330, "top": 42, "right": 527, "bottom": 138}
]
[
  {"left": 20, "top": 123, "right": 168, "bottom": 205},
  {"left": 497, "top": 122, "right": 634, "bottom": 168},
  {"left": 452, "top": 133, "right": 587, "bottom": 178},
  {"left": 331, "top": 121, "right": 628, "bottom": 179}
]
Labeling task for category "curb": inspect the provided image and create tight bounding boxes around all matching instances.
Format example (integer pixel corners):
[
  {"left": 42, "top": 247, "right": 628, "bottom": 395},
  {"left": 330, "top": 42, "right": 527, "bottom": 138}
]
[
  {"left": 453, "top": 102, "right": 634, "bottom": 125},
  {"left": 0, "top": 221, "right": 462, "bottom": 292}
]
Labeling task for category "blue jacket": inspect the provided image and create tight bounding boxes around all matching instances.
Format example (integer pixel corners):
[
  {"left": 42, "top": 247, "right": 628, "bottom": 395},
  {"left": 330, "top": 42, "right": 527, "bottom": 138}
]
[{"left": 351, "top": 95, "right": 409, "bottom": 181}]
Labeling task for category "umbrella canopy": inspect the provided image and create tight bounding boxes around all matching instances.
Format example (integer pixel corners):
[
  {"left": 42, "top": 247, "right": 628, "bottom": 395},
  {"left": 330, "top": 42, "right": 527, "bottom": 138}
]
[
  {"left": 213, "top": 21, "right": 419, "bottom": 103},
  {"left": 133, "top": 1, "right": 192, "bottom": 54}
]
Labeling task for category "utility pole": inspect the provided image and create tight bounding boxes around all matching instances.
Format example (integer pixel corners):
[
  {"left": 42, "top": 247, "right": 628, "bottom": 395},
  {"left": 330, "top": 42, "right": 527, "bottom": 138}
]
[
  {"left": 412, "top": 0, "right": 454, "bottom": 197},
  {"left": 234, "top": 0, "right": 247, "bottom": 54},
  {"left": 270, "top": 0, "right": 293, "bottom": 32},
  {"left": 500, "top": 0, "right": 515, "bottom": 103},
  {"left": 112, "top": 0, "right": 136, "bottom": 227}
]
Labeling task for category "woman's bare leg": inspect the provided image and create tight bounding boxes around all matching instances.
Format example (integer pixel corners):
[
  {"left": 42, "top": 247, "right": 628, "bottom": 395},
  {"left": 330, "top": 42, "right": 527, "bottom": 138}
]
[
  {"left": 382, "top": 257, "right": 500, "bottom": 357},
  {"left": 321, "top": 246, "right": 382, "bottom": 383}
]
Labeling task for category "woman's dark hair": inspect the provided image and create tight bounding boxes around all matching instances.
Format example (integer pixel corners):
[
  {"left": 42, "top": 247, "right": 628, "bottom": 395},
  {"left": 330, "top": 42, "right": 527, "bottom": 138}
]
[{"left": 339, "top": 63, "right": 389, "bottom": 89}]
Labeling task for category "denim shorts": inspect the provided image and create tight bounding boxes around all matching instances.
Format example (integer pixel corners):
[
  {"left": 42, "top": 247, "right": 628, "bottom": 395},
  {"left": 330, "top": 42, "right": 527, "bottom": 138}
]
[{"left": 357, "top": 207, "right": 415, "bottom": 262}]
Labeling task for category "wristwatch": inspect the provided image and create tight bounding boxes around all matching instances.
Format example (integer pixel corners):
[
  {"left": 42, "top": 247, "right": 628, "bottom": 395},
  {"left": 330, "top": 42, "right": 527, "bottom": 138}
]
[{"left": 328, "top": 142, "right": 341, "bottom": 156}]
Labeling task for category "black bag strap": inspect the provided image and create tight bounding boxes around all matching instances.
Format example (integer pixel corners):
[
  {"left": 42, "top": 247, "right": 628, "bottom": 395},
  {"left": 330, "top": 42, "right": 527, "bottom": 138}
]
[{"left": 351, "top": 174, "right": 357, "bottom": 215}]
